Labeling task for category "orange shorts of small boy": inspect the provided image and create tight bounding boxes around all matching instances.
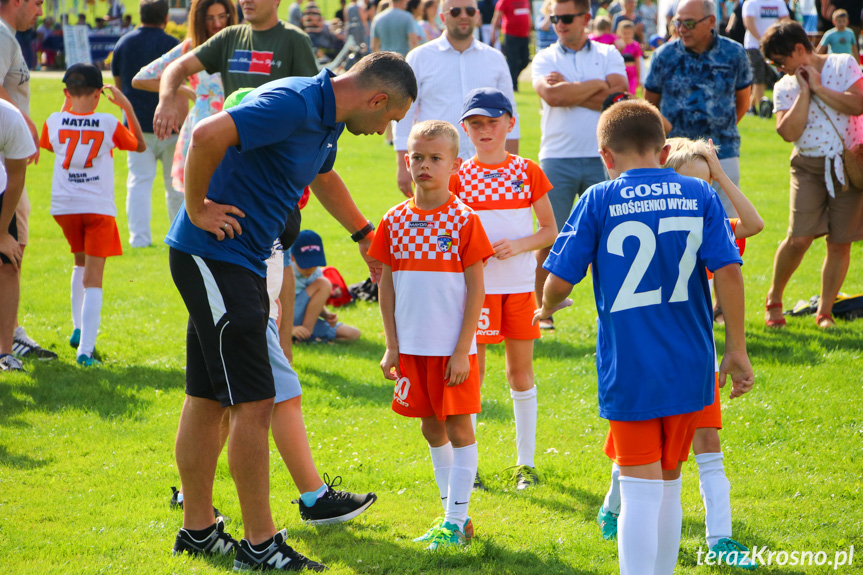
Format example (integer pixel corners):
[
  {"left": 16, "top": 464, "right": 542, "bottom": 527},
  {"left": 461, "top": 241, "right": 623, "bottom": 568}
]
[{"left": 392, "top": 354, "right": 482, "bottom": 421}]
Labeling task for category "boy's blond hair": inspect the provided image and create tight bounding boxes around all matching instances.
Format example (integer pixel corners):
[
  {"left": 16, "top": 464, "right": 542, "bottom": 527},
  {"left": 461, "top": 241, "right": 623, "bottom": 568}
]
[
  {"left": 663, "top": 137, "right": 715, "bottom": 171},
  {"left": 832, "top": 8, "right": 848, "bottom": 20},
  {"left": 597, "top": 99, "right": 665, "bottom": 155},
  {"left": 408, "top": 120, "right": 460, "bottom": 158},
  {"left": 594, "top": 15, "right": 612, "bottom": 33}
]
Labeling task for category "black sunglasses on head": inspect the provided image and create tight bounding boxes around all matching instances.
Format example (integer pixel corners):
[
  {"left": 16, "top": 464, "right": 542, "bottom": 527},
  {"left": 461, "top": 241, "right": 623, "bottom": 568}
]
[
  {"left": 550, "top": 12, "right": 587, "bottom": 24},
  {"left": 448, "top": 6, "right": 477, "bottom": 17}
]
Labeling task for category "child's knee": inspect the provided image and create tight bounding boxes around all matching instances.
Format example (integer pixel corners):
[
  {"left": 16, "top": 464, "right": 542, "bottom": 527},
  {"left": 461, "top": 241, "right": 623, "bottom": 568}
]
[
  {"left": 336, "top": 324, "right": 360, "bottom": 341},
  {"left": 692, "top": 427, "right": 722, "bottom": 454},
  {"left": 308, "top": 276, "right": 332, "bottom": 295},
  {"left": 421, "top": 417, "right": 448, "bottom": 445},
  {"left": 445, "top": 414, "right": 476, "bottom": 447}
]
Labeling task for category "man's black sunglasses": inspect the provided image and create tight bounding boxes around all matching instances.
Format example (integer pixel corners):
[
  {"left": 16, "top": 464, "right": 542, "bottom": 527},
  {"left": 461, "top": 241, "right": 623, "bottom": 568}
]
[
  {"left": 672, "top": 15, "right": 711, "bottom": 29},
  {"left": 448, "top": 6, "right": 477, "bottom": 17},
  {"left": 550, "top": 13, "right": 587, "bottom": 24}
]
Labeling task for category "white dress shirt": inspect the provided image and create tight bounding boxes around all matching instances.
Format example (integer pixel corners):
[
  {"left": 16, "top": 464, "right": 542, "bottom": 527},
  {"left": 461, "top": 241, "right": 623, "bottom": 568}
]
[{"left": 393, "top": 34, "right": 520, "bottom": 159}]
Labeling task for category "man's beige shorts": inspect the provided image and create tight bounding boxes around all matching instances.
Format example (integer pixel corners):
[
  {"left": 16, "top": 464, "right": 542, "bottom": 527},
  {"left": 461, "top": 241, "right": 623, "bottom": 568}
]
[{"left": 789, "top": 152, "right": 863, "bottom": 244}]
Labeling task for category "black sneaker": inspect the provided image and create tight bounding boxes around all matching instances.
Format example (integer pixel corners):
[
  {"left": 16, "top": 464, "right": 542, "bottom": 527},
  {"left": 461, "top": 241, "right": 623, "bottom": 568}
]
[
  {"left": 169, "top": 486, "right": 229, "bottom": 522},
  {"left": 293, "top": 474, "right": 376, "bottom": 525},
  {"left": 233, "top": 529, "right": 326, "bottom": 571},
  {"left": 472, "top": 471, "right": 486, "bottom": 492},
  {"left": 13, "top": 327, "right": 58, "bottom": 360},
  {"left": 512, "top": 465, "right": 540, "bottom": 490},
  {"left": 173, "top": 519, "right": 237, "bottom": 556}
]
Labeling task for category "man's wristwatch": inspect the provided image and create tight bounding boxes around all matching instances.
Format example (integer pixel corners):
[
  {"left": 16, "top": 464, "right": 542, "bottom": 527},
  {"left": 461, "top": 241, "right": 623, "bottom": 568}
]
[{"left": 351, "top": 220, "right": 375, "bottom": 242}]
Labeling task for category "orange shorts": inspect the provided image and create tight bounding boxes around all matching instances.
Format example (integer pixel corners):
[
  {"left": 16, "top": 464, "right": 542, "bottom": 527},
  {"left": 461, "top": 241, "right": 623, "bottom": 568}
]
[
  {"left": 697, "top": 374, "right": 722, "bottom": 430},
  {"left": 392, "top": 354, "right": 481, "bottom": 421},
  {"left": 54, "top": 214, "right": 122, "bottom": 258},
  {"left": 476, "top": 292, "right": 541, "bottom": 344},
  {"left": 604, "top": 411, "right": 701, "bottom": 470}
]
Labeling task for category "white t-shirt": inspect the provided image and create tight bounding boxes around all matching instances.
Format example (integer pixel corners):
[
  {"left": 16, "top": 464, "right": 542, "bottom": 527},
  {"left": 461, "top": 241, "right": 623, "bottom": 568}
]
[
  {"left": 531, "top": 40, "right": 626, "bottom": 160},
  {"left": 265, "top": 244, "right": 284, "bottom": 321},
  {"left": 0, "top": 18, "right": 30, "bottom": 116},
  {"left": 742, "top": 0, "right": 789, "bottom": 50},
  {"left": 41, "top": 111, "right": 138, "bottom": 216},
  {"left": 0, "top": 99, "right": 37, "bottom": 194}
]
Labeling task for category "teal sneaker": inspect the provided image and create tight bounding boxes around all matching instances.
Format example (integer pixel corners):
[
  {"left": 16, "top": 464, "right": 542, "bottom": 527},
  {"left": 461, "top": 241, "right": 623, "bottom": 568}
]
[
  {"left": 413, "top": 517, "right": 444, "bottom": 542},
  {"left": 596, "top": 506, "right": 618, "bottom": 541},
  {"left": 710, "top": 538, "right": 758, "bottom": 570},
  {"left": 426, "top": 518, "right": 473, "bottom": 550},
  {"left": 69, "top": 328, "right": 80, "bottom": 348},
  {"left": 511, "top": 465, "right": 539, "bottom": 490},
  {"left": 77, "top": 354, "right": 101, "bottom": 367}
]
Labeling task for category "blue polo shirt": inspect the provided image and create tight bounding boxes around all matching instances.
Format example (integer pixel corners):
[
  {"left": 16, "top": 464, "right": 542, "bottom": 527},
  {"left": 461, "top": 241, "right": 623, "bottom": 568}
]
[
  {"left": 645, "top": 32, "right": 752, "bottom": 160},
  {"left": 543, "top": 168, "right": 743, "bottom": 421},
  {"left": 165, "top": 69, "right": 343, "bottom": 276}
]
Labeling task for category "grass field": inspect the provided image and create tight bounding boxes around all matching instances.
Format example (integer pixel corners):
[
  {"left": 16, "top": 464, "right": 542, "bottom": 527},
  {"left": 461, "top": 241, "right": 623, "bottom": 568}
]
[{"left": 0, "top": 76, "right": 861, "bottom": 574}]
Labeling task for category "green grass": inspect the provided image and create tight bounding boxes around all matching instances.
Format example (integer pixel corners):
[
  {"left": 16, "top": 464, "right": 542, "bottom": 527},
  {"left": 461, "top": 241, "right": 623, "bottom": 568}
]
[{"left": 1, "top": 77, "right": 861, "bottom": 574}]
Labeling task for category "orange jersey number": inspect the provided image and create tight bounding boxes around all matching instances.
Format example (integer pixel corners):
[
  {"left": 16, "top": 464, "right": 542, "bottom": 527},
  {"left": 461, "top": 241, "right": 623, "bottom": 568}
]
[{"left": 58, "top": 129, "right": 105, "bottom": 170}]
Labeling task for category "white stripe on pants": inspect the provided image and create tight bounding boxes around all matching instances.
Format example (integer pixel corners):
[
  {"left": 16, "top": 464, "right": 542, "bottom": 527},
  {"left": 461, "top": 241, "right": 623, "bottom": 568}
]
[{"left": 126, "top": 132, "right": 183, "bottom": 248}]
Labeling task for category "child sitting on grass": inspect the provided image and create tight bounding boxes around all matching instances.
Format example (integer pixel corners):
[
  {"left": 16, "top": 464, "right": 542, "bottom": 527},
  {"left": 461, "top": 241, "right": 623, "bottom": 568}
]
[
  {"left": 40, "top": 63, "right": 145, "bottom": 367},
  {"left": 291, "top": 229, "right": 360, "bottom": 343},
  {"left": 370, "top": 120, "right": 494, "bottom": 550}
]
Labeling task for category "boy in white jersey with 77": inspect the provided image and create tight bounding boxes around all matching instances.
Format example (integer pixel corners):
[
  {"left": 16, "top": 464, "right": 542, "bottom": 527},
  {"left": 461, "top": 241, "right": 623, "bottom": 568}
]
[
  {"left": 449, "top": 88, "right": 558, "bottom": 489},
  {"left": 40, "top": 64, "right": 145, "bottom": 366},
  {"left": 369, "top": 120, "right": 494, "bottom": 550},
  {"left": 535, "top": 100, "right": 755, "bottom": 575}
]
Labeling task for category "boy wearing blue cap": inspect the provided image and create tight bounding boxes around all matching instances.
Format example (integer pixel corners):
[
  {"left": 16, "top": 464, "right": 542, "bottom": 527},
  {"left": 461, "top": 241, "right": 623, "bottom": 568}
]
[
  {"left": 449, "top": 87, "right": 558, "bottom": 489},
  {"left": 290, "top": 230, "right": 360, "bottom": 343}
]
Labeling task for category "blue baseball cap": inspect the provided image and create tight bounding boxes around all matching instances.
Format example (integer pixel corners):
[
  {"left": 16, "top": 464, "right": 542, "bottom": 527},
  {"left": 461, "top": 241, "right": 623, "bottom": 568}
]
[
  {"left": 460, "top": 87, "right": 513, "bottom": 122},
  {"left": 291, "top": 230, "right": 327, "bottom": 269}
]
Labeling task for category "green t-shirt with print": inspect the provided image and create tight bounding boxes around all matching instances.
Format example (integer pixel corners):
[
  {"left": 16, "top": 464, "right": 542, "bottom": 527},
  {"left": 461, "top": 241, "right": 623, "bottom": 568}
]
[{"left": 194, "top": 21, "right": 320, "bottom": 96}]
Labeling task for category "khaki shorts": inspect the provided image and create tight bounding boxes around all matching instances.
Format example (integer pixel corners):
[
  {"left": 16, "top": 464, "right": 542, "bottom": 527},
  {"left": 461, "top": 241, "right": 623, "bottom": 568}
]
[{"left": 789, "top": 152, "right": 863, "bottom": 243}]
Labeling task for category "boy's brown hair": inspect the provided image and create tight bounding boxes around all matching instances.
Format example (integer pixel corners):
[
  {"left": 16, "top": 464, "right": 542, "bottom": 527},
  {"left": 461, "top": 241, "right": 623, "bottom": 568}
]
[
  {"left": 408, "top": 120, "right": 460, "bottom": 158},
  {"left": 65, "top": 85, "right": 100, "bottom": 97},
  {"left": 554, "top": 0, "right": 590, "bottom": 13},
  {"left": 597, "top": 99, "right": 665, "bottom": 155}
]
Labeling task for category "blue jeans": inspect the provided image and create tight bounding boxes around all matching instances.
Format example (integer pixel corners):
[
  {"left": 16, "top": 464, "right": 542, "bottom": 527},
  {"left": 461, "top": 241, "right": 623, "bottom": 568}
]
[{"left": 540, "top": 157, "right": 608, "bottom": 232}]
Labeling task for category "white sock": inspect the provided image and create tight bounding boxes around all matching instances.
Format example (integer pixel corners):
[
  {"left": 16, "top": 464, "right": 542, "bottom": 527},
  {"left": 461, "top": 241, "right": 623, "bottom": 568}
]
[
  {"left": 511, "top": 387, "right": 537, "bottom": 467},
  {"left": 429, "top": 442, "right": 453, "bottom": 512},
  {"left": 445, "top": 443, "right": 478, "bottom": 527},
  {"left": 655, "top": 476, "right": 683, "bottom": 575},
  {"left": 603, "top": 462, "right": 622, "bottom": 514},
  {"left": 470, "top": 413, "right": 477, "bottom": 433},
  {"left": 618, "top": 476, "right": 663, "bottom": 575},
  {"left": 71, "top": 266, "right": 84, "bottom": 329},
  {"left": 696, "top": 452, "right": 732, "bottom": 548},
  {"left": 77, "top": 287, "right": 103, "bottom": 357}
]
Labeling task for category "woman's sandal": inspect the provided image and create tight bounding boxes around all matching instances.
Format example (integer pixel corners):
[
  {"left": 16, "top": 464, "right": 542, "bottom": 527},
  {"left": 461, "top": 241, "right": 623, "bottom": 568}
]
[
  {"left": 765, "top": 300, "right": 787, "bottom": 328},
  {"left": 816, "top": 313, "right": 835, "bottom": 329}
]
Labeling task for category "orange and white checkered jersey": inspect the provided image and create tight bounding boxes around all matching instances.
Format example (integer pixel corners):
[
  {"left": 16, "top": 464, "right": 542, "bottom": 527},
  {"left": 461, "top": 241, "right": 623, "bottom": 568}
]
[
  {"left": 40, "top": 111, "right": 138, "bottom": 218},
  {"left": 368, "top": 193, "right": 495, "bottom": 357},
  {"left": 450, "top": 154, "right": 552, "bottom": 294}
]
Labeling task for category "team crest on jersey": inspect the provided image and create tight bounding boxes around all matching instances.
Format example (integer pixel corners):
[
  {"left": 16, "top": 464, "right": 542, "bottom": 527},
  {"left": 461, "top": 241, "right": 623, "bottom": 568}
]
[
  {"left": 437, "top": 234, "right": 453, "bottom": 252},
  {"left": 510, "top": 179, "right": 524, "bottom": 193}
]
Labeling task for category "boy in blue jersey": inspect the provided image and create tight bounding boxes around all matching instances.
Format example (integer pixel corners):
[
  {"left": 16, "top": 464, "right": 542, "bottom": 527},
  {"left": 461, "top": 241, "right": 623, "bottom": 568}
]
[{"left": 535, "top": 100, "right": 754, "bottom": 575}]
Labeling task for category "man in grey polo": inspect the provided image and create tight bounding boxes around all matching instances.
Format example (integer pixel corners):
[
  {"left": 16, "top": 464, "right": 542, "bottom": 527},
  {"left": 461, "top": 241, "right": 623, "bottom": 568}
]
[
  {"left": 371, "top": 0, "right": 419, "bottom": 55},
  {"left": 531, "top": 0, "right": 626, "bottom": 328}
]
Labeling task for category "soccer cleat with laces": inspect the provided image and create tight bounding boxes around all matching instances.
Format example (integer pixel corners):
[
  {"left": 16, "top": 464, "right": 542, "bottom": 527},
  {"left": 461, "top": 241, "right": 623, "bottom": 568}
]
[
  {"left": 425, "top": 519, "right": 472, "bottom": 551},
  {"left": 77, "top": 354, "right": 101, "bottom": 367},
  {"left": 13, "top": 327, "right": 58, "bottom": 360},
  {"left": 173, "top": 519, "right": 237, "bottom": 556},
  {"left": 413, "top": 517, "right": 444, "bottom": 542},
  {"left": 596, "top": 505, "right": 618, "bottom": 540},
  {"left": 233, "top": 529, "right": 327, "bottom": 571},
  {"left": 0, "top": 354, "right": 26, "bottom": 372},
  {"left": 69, "top": 328, "right": 81, "bottom": 348},
  {"left": 710, "top": 538, "right": 758, "bottom": 570},
  {"left": 293, "top": 474, "right": 376, "bottom": 525},
  {"left": 512, "top": 465, "right": 539, "bottom": 490}
]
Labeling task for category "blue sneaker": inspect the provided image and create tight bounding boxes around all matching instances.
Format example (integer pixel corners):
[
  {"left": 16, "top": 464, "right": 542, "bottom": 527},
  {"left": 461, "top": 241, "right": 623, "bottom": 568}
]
[
  {"left": 77, "top": 354, "right": 101, "bottom": 367},
  {"left": 710, "top": 538, "right": 758, "bottom": 570},
  {"left": 596, "top": 506, "right": 618, "bottom": 541},
  {"left": 426, "top": 518, "right": 473, "bottom": 550},
  {"left": 69, "top": 328, "right": 80, "bottom": 348}
]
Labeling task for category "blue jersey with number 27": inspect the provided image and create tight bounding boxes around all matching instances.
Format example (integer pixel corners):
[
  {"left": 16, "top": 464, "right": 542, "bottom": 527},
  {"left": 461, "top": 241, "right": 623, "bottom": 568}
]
[{"left": 543, "top": 168, "right": 743, "bottom": 422}]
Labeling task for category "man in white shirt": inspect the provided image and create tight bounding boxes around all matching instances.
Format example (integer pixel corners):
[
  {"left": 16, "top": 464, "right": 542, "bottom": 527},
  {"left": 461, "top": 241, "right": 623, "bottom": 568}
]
[
  {"left": 531, "top": 0, "right": 625, "bottom": 328},
  {"left": 393, "top": 0, "right": 519, "bottom": 196},
  {"left": 742, "top": 0, "right": 790, "bottom": 112}
]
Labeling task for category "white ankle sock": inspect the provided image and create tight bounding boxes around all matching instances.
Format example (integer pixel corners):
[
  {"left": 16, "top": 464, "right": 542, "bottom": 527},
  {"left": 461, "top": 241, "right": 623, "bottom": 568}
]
[
  {"left": 78, "top": 287, "right": 103, "bottom": 357},
  {"left": 511, "top": 387, "right": 537, "bottom": 467},
  {"left": 696, "top": 452, "right": 732, "bottom": 548},
  {"left": 71, "top": 266, "right": 84, "bottom": 329},
  {"left": 655, "top": 476, "right": 683, "bottom": 574},
  {"left": 618, "top": 476, "right": 663, "bottom": 575},
  {"left": 429, "top": 442, "right": 453, "bottom": 512},
  {"left": 445, "top": 443, "right": 478, "bottom": 527},
  {"left": 603, "top": 462, "right": 622, "bottom": 514}
]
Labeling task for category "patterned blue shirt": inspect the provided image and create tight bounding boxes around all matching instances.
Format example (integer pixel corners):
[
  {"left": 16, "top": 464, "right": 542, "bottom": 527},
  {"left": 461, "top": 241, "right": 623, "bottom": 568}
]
[{"left": 645, "top": 32, "right": 752, "bottom": 159}]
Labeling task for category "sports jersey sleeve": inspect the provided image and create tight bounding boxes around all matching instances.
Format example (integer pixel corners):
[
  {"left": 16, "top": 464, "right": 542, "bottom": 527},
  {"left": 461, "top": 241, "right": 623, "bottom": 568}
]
[
  {"left": 112, "top": 123, "right": 139, "bottom": 151},
  {"left": 542, "top": 187, "right": 600, "bottom": 285},
  {"left": 449, "top": 172, "right": 463, "bottom": 195},
  {"left": 39, "top": 121, "right": 53, "bottom": 152},
  {"left": 525, "top": 159, "right": 552, "bottom": 203},
  {"left": 701, "top": 188, "right": 744, "bottom": 273},
  {"left": 459, "top": 213, "right": 495, "bottom": 268},
  {"left": 367, "top": 215, "right": 393, "bottom": 265},
  {"left": 729, "top": 217, "right": 746, "bottom": 256},
  {"left": 228, "top": 87, "right": 308, "bottom": 152}
]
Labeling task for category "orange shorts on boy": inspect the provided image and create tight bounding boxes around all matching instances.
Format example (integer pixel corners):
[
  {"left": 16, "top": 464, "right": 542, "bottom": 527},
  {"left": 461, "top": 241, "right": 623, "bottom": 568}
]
[{"left": 392, "top": 354, "right": 482, "bottom": 420}]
